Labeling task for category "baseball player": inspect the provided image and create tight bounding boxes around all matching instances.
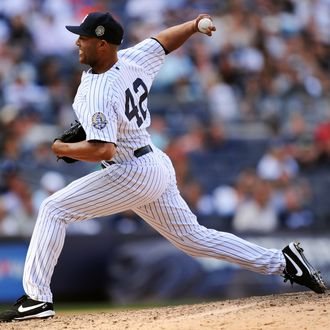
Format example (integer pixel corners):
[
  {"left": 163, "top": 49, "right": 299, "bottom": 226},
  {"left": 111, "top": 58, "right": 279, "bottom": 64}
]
[{"left": 0, "top": 12, "right": 326, "bottom": 322}]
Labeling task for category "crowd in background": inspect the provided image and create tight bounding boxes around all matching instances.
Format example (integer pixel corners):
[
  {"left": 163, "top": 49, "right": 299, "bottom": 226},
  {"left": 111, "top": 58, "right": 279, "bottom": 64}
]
[{"left": 1, "top": 0, "right": 330, "bottom": 237}]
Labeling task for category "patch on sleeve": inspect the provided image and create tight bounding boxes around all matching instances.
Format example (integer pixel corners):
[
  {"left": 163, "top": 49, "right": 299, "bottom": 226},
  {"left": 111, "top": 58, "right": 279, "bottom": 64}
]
[{"left": 91, "top": 112, "right": 108, "bottom": 130}]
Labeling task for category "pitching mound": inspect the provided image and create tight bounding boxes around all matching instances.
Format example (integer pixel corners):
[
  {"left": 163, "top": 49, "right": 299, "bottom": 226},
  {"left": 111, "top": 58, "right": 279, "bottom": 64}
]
[{"left": 1, "top": 291, "right": 329, "bottom": 329}]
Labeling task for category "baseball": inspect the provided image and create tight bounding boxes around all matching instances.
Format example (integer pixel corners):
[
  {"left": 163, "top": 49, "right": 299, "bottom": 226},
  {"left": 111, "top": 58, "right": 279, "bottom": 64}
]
[{"left": 197, "top": 17, "right": 213, "bottom": 33}]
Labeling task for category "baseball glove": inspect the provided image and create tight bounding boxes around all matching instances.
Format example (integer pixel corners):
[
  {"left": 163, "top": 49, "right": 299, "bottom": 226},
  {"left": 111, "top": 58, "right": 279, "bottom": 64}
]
[{"left": 54, "top": 121, "right": 86, "bottom": 163}]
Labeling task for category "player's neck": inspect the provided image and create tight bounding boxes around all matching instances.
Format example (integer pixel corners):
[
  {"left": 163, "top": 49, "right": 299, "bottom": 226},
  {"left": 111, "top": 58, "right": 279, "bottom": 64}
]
[{"left": 91, "top": 53, "right": 118, "bottom": 74}]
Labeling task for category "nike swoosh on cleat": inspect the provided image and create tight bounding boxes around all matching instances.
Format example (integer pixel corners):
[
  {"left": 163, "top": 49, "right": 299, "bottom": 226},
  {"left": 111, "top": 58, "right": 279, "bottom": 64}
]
[
  {"left": 284, "top": 253, "right": 303, "bottom": 277},
  {"left": 18, "top": 303, "right": 46, "bottom": 313}
]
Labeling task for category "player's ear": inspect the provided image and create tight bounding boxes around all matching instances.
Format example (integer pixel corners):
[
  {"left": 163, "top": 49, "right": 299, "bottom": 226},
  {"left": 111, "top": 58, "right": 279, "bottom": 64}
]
[{"left": 98, "top": 39, "right": 108, "bottom": 49}]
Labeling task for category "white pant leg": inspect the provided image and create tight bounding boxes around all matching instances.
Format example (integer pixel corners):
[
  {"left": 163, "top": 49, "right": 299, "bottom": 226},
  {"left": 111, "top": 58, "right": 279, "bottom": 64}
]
[
  {"left": 134, "top": 173, "right": 286, "bottom": 276},
  {"left": 23, "top": 159, "right": 169, "bottom": 303}
]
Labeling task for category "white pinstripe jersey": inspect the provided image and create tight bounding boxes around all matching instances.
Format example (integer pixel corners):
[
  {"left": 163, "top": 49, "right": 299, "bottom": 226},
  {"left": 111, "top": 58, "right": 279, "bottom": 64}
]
[{"left": 72, "top": 38, "right": 166, "bottom": 163}]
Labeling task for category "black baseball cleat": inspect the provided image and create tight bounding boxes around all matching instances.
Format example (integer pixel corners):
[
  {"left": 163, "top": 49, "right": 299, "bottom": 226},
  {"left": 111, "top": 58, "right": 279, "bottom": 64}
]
[
  {"left": 0, "top": 294, "right": 55, "bottom": 322},
  {"left": 282, "top": 242, "right": 327, "bottom": 294}
]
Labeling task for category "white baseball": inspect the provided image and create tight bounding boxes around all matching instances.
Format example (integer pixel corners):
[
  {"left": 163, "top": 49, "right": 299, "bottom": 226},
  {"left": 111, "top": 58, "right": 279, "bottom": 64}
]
[{"left": 197, "top": 18, "right": 213, "bottom": 33}]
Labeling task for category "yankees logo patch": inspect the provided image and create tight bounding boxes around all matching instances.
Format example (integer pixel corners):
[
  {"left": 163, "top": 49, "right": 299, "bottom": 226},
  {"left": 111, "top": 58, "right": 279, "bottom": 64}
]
[
  {"left": 92, "top": 112, "right": 108, "bottom": 130},
  {"left": 95, "top": 25, "right": 105, "bottom": 37}
]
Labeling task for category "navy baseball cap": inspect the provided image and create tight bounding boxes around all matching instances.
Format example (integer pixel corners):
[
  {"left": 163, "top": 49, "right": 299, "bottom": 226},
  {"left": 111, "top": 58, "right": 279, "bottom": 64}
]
[{"left": 66, "top": 12, "right": 123, "bottom": 45}]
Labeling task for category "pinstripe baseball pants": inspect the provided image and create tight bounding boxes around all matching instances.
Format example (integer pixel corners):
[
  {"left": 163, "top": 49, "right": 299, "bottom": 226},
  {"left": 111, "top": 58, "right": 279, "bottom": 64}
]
[{"left": 23, "top": 148, "right": 285, "bottom": 303}]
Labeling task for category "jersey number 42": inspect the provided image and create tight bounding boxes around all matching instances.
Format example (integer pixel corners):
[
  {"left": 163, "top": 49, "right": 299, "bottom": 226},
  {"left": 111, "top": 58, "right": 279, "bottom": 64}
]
[{"left": 125, "top": 78, "right": 148, "bottom": 127}]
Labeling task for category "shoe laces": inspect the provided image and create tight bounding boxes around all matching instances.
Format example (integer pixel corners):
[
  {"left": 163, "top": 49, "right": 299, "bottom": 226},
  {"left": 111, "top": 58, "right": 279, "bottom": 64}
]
[{"left": 282, "top": 271, "right": 294, "bottom": 285}]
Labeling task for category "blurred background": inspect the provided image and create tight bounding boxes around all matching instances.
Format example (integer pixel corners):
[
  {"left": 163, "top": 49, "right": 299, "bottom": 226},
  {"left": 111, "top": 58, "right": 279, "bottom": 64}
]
[{"left": 0, "top": 0, "right": 330, "bottom": 305}]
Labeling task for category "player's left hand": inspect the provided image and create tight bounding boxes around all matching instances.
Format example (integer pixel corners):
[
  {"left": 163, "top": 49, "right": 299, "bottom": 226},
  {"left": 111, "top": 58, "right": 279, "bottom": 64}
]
[{"left": 53, "top": 121, "right": 86, "bottom": 163}]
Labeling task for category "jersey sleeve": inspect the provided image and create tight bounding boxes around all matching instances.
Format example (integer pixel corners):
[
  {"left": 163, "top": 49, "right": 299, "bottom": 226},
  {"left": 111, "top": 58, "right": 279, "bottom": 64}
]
[
  {"left": 82, "top": 94, "right": 118, "bottom": 145},
  {"left": 119, "top": 38, "right": 166, "bottom": 79}
]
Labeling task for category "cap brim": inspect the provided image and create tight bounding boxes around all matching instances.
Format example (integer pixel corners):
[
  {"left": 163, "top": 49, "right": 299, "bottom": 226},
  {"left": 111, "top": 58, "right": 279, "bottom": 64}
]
[{"left": 65, "top": 25, "right": 94, "bottom": 37}]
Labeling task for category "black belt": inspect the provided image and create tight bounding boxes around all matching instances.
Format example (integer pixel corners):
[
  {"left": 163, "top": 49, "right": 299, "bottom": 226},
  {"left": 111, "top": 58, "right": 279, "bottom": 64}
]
[
  {"left": 102, "top": 145, "right": 153, "bottom": 168},
  {"left": 134, "top": 145, "right": 153, "bottom": 158}
]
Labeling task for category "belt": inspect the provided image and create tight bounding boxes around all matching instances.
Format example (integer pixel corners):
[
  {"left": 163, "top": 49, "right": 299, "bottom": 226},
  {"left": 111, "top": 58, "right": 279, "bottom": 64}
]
[
  {"left": 134, "top": 145, "right": 153, "bottom": 158},
  {"left": 102, "top": 145, "right": 153, "bottom": 168}
]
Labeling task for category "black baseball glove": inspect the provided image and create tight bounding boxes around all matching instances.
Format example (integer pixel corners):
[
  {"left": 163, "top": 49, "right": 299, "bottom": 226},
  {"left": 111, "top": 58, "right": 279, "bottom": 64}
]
[{"left": 54, "top": 121, "right": 86, "bottom": 163}]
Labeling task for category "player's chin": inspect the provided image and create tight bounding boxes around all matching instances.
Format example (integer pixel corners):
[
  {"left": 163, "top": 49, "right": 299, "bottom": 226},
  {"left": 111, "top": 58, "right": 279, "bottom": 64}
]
[
  {"left": 78, "top": 53, "right": 88, "bottom": 64},
  {"left": 79, "top": 55, "right": 85, "bottom": 64}
]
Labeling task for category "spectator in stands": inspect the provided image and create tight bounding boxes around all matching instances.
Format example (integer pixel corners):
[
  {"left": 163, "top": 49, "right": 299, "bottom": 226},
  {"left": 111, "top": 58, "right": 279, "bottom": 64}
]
[
  {"left": 283, "top": 113, "right": 319, "bottom": 169},
  {"left": 314, "top": 116, "right": 330, "bottom": 165},
  {"left": 148, "top": 115, "right": 170, "bottom": 151},
  {"left": 8, "top": 14, "right": 34, "bottom": 60},
  {"left": 30, "top": 5, "right": 76, "bottom": 56},
  {"left": 234, "top": 168, "right": 259, "bottom": 202},
  {"left": 206, "top": 76, "right": 240, "bottom": 122},
  {"left": 278, "top": 179, "right": 315, "bottom": 230},
  {"left": 0, "top": 132, "right": 21, "bottom": 163},
  {"left": 257, "top": 139, "right": 299, "bottom": 187},
  {"left": 201, "top": 122, "right": 228, "bottom": 151},
  {"left": 0, "top": 198, "right": 7, "bottom": 235},
  {"left": 0, "top": 163, "right": 36, "bottom": 237},
  {"left": 232, "top": 177, "right": 279, "bottom": 233},
  {"left": 2, "top": 64, "right": 51, "bottom": 118},
  {"left": 212, "top": 184, "right": 239, "bottom": 220},
  {"left": 210, "top": 168, "right": 258, "bottom": 221},
  {"left": 181, "top": 179, "right": 214, "bottom": 217},
  {"left": 32, "top": 171, "right": 66, "bottom": 213}
]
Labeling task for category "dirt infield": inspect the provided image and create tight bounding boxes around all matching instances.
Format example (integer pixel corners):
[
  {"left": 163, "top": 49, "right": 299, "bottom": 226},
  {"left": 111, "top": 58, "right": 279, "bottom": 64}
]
[{"left": 1, "top": 291, "right": 329, "bottom": 330}]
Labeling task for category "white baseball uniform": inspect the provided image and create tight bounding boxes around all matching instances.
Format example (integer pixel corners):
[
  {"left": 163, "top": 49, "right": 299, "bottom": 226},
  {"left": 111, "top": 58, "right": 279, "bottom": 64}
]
[{"left": 23, "top": 38, "right": 286, "bottom": 303}]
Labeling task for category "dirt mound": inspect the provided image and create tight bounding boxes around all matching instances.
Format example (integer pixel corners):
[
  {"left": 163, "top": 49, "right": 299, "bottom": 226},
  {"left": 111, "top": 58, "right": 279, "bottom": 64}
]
[{"left": 1, "top": 291, "right": 329, "bottom": 330}]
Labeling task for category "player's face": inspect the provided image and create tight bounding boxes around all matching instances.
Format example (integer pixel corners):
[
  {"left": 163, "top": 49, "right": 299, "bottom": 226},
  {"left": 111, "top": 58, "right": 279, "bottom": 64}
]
[{"left": 76, "top": 36, "right": 100, "bottom": 66}]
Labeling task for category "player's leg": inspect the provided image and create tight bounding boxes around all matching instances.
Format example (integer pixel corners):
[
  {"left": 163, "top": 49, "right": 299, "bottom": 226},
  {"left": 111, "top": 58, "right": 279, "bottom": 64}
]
[
  {"left": 23, "top": 163, "right": 169, "bottom": 304},
  {"left": 134, "top": 182, "right": 285, "bottom": 275},
  {"left": 133, "top": 178, "right": 326, "bottom": 293}
]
